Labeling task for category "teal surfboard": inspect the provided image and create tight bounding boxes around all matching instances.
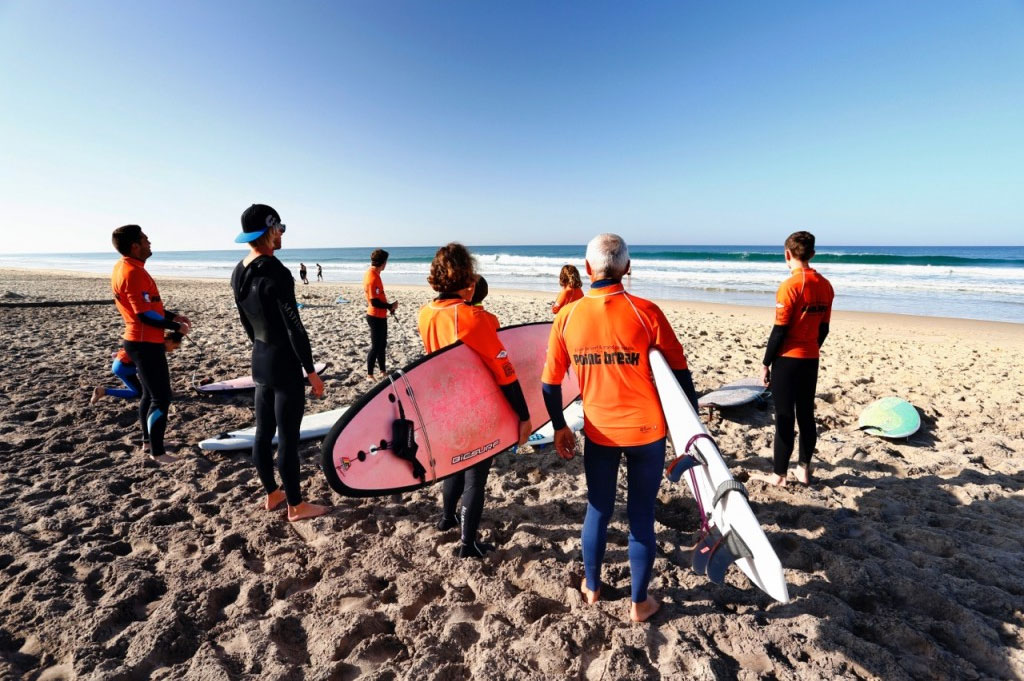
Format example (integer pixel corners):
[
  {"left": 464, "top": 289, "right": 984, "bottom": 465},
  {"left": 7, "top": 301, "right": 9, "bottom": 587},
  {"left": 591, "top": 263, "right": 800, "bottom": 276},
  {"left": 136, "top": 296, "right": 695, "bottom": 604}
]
[{"left": 858, "top": 397, "right": 921, "bottom": 438}]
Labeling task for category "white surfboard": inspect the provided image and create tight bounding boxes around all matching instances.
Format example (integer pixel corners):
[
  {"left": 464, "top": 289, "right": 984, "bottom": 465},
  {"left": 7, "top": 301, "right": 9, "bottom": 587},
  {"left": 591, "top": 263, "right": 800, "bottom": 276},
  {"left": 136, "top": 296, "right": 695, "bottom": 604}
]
[
  {"left": 650, "top": 350, "right": 789, "bottom": 603},
  {"left": 195, "top": 362, "right": 328, "bottom": 393},
  {"left": 199, "top": 406, "right": 349, "bottom": 451},
  {"left": 527, "top": 400, "right": 585, "bottom": 446}
]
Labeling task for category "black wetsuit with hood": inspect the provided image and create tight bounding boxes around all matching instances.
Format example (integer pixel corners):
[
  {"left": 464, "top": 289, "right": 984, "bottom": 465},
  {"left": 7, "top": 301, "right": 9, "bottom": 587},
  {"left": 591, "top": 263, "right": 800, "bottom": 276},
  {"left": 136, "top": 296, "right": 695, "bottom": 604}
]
[{"left": 231, "top": 255, "right": 316, "bottom": 506}]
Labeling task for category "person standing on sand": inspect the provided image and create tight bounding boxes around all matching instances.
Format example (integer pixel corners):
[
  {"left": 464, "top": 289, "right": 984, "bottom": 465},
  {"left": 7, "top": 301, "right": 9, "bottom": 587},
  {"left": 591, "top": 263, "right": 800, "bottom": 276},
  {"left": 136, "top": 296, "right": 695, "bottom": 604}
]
[
  {"left": 299, "top": 262, "right": 309, "bottom": 285},
  {"left": 419, "top": 244, "right": 533, "bottom": 558},
  {"left": 541, "top": 233, "right": 699, "bottom": 623},
  {"left": 110, "top": 225, "right": 192, "bottom": 464},
  {"left": 363, "top": 249, "right": 398, "bottom": 380},
  {"left": 316, "top": 263, "right": 323, "bottom": 282},
  {"left": 759, "top": 231, "right": 834, "bottom": 487},
  {"left": 231, "top": 204, "right": 329, "bottom": 522},
  {"left": 551, "top": 264, "right": 584, "bottom": 314}
]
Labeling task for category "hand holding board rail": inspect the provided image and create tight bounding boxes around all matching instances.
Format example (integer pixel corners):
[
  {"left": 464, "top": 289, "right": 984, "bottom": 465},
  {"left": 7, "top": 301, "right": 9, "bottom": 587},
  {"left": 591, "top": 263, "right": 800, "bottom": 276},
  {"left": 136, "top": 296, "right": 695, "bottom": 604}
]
[
  {"left": 650, "top": 350, "right": 790, "bottom": 603},
  {"left": 321, "top": 322, "right": 580, "bottom": 497}
]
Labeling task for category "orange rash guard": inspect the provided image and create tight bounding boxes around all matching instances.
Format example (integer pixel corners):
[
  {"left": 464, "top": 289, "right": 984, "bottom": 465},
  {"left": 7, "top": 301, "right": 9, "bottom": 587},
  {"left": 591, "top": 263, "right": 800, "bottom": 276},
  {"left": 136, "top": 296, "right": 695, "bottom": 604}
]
[
  {"left": 542, "top": 282, "right": 688, "bottom": 447},
  {"left": 551, "top": 286, "right": 583, "bottom": 314},
  {"left": 364, "top": 267, "right": 389, "bottom": 318},
  {"left": 418, "top": 298, "right": 518, "bottom": 386},
  {"left": 775, "top": 267, "right": 834, "bottom": 359},
  {"left": 112, "top": 256, "right": 167, "bottom": 343}
]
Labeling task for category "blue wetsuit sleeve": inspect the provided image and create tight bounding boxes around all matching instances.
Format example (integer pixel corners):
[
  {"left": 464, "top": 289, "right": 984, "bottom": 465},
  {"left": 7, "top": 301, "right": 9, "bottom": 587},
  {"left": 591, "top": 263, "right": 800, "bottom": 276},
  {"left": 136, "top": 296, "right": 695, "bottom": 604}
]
[
  {"left": 818, "top": 322, "right": 830, "bottom": 347},
  {"left": 541, "top": 382, "right": 566, "bottom": 430},
  {"left": 139, "top": 310, "right": 181, "bottom": 331},
  {"left": 763, "top": 324, "right": 788, "bottom": 366},
  {"left": 499, "top": 380, "right": 530, "bottom": 422},
  {"left": 673, "top": 369, "right": 699, "bottom": 412}
]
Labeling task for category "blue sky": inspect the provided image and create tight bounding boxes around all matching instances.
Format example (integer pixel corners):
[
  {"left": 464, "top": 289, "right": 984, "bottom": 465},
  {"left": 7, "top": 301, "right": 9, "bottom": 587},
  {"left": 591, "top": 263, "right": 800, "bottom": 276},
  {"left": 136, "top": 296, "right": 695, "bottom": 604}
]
[{"left": 1, "top": 1, "right": 1022, "bottom": 253}]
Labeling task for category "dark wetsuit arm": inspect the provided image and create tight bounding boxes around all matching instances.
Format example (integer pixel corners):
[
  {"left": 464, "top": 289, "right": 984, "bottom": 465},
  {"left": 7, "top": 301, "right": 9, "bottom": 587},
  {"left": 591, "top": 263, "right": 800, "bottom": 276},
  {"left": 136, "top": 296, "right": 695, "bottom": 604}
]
[
  {"left": 818, "top": 322, "right": 830, "bottom": 347},
  {"left": 499, "top": 380, "right": 530, "bottom": 422},
  {"left": 369, "top": 298, "right": 391, "bottom": 310},
  {"left": 541, "top": 382, "right": 566, "bottom": 430},
  {"left": 236, "top": 306, "right": 255, "bottom": 343},
  {"left": 673, "top": 369, "right": 699, "bottom": 412},
  {"left": 274, "top": 293, "right": 316, "bottom": 374},
  {"left": 763, "top": 324, "right": 788, "bottom": 366},
  {"left": 139, "top": 310, "right": 181, "bottom": 331}
]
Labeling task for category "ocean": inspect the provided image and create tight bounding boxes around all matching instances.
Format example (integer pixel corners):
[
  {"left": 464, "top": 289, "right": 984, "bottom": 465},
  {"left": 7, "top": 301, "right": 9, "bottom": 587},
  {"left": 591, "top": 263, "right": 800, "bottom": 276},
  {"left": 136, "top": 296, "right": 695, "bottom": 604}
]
[{"left": 3, "top": 245, "right": 1023, "bottom": 324}]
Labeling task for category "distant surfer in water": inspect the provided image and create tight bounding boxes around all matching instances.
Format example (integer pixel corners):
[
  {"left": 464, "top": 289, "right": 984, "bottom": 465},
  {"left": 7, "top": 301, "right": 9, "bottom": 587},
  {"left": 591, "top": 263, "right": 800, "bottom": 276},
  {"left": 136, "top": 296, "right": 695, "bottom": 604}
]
[
  {"left": 759, "top": 231, "right": 834, "bottom": 486},
  {"left": 364, "top": 249, "right": 398, "bottom": 380},
  {"left": 418, "top": 244, "right": 533, "bottom": 558},
  {"left": 231, "top": 204, "right": 329, "bottom": 521},
  {"left": 551, "top": 264, "right": 583, "bottom": 314},
  {"left": 91, "top": 333, "right": 182, "bottom": 404},
  {"left": 541, "top": 233, "right": 698, "bottom": 623},
  {"left": 110, "top": 225, "right": 192, "bottom": 464}
]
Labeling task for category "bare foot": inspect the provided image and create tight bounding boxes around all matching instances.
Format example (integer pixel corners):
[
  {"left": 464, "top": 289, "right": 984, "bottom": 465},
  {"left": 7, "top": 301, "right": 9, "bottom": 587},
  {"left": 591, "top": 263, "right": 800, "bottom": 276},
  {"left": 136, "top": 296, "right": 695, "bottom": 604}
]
[
  {"left": 630, "top": 596, "right": 660, "bottom": 623},
  {"left": 288, "top": 502, "right": 330, "bottom": 521},
  {"left": 580, "top": 578, "right": 600, "bottom": 604},
  {"left": 152, "top": 453, "right": 179, "bottom": 465},
  {"left": 792, "top": 465, "right": 811, "bottom": 485},
  {"left": 265, "top": 488, "right": 287, "bottom": 511},
  {"left": 90, "top": 386, "right": 105, "bottom": 405},
  {"left": 755, "top": 473, "right": 787, "bottom": 487}
]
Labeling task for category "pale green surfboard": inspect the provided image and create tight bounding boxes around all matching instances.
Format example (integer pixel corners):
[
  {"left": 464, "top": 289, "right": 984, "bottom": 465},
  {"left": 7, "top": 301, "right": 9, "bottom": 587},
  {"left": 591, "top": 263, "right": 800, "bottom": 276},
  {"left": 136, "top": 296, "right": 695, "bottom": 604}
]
[{"left": 858, "top": 397, "right": 921, "bottom": 438}]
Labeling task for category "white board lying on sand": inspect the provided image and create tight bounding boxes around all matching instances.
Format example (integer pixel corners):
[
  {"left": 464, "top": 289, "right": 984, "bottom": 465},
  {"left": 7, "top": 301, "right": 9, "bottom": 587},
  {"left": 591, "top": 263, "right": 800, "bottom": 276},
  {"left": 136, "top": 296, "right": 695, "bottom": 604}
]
[
  {"left": 195, "top": 363, "right": 328, "bottom": 393},
  {"left": 199, "top": 406, "right": 349, "bottom": 451},
  {"left": 651, "top": 350, "right": 790, "bottom": 603},
  {"left": 527, "top": 400, "right": 585, "bottom": 445},
  {"left": 698, "top": 377, "right": 768, "bottom": 409}
]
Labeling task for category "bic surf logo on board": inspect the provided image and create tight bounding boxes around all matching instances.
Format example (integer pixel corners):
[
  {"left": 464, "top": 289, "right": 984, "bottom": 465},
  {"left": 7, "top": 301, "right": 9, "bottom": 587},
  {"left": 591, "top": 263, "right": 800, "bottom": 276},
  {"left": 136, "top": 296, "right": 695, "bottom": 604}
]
[{"left": 451, "top": 439, "right": 500, "bottom": 465}]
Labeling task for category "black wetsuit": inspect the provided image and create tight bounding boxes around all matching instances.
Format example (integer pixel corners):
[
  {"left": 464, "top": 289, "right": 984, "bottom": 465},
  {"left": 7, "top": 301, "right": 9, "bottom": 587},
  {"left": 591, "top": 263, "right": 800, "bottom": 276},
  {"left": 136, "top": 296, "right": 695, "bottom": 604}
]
[{"left": 232, "top": 256, "right": 317, "bottom": 506}]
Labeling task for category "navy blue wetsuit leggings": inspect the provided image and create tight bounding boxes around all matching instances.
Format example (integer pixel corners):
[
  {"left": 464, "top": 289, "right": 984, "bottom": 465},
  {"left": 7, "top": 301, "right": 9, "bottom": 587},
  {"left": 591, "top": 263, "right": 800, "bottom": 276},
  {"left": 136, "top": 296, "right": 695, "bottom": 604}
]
[
  {"left": 771, "top": 357, "right": 819, "bottom": 476},
  {"left": 124, "top": 341, "right": 170, "bottom": 456},
  {"left": 253, "top": 379, "right": 306, "bottom": 506},
  {"left": 582, "top": 436, "right": 666, "bottom": 603},
  {"left": 366, "top": 315, "right": 388, "bottom": 375}
]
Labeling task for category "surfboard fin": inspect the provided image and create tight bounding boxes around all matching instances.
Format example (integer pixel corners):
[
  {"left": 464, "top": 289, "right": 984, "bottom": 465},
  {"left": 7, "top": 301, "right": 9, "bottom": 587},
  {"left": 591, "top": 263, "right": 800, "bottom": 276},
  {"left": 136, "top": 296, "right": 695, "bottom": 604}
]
[
  {"left": 666, "top": 454, "right": 701, "bottom": 482},
  {"left": 707, "top": 530, "right": 754, "bottom": 584},
  {"left": 692, "top": 526, "right": 723, "bottom": 575}
]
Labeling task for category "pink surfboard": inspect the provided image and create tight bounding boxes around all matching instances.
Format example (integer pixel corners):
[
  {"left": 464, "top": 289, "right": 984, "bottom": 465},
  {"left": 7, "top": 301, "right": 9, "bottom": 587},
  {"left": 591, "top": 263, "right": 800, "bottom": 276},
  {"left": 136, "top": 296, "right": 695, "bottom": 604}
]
[
  {"left": 321, "top": 322, "right": 579, "bottom": 497},
  {"left": 195, "top": 362, "right": 328, "bottom": 393}
]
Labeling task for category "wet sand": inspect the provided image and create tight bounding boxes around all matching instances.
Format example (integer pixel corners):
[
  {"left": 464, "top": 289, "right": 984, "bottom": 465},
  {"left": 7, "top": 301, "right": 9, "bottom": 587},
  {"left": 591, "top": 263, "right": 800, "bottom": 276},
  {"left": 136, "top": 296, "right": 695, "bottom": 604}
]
[{"left": 1, "top": 267, "right": 1022, "bottom": 680}]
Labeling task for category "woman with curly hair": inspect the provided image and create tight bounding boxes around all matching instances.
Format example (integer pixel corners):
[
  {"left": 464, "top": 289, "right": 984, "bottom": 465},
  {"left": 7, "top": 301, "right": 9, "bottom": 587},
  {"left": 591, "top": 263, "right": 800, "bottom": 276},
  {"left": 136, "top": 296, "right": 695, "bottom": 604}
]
[
  {"left": 417, "top": 243, "right": 533, "bottom": 558},
  {"left": 551, "top": 264, "right": 584, "bottom": 314}
]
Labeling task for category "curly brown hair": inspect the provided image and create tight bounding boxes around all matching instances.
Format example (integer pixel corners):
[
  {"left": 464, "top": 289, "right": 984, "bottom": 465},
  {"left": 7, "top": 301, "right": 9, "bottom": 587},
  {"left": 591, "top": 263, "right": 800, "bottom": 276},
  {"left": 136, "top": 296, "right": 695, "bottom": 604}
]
[
  {"left": 427, "top": 242, "right": 477, "bottom": 293},
  {"left": 558, "top": 264, "right": 582, "bottom": 289}
]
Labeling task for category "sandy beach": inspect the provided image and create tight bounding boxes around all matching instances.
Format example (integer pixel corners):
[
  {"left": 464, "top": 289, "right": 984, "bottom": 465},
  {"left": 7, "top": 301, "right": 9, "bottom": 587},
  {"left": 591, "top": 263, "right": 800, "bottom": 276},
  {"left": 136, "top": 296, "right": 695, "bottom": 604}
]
[{"left": 1, "top": 266, "right": 1022, "bottom": 681}]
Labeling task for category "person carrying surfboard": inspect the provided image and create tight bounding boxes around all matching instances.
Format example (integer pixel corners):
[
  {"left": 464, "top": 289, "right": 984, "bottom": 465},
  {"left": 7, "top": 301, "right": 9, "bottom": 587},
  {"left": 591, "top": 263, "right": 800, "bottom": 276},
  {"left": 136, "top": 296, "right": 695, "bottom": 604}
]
[
  {"left": 418, "top": 243, "right": 533, "bottom": 559},
  {"left": 231, "top": 204, "right": 329, "bottom": 522},
  {"left": 364, "top": 249, "right": 398, "bottom": 380},
  {"left": 759, "top": 230, "right": 834, "bottom": 486},
  {"left": 541, "top": 233, "right": 699, "bottom": 623},
  {"left": 551, "top": 264, "right": 584, "bottom": 314},
  {"left": 110, "top": 225, "right": 192, "bottom": 464}
]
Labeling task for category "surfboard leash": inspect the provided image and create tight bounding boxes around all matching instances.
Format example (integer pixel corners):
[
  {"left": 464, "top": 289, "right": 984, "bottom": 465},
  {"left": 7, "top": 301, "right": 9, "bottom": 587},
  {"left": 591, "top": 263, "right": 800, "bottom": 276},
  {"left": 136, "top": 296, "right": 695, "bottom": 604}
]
[{"left": 395, "top": 370, "right": 437, "bottom": 483}]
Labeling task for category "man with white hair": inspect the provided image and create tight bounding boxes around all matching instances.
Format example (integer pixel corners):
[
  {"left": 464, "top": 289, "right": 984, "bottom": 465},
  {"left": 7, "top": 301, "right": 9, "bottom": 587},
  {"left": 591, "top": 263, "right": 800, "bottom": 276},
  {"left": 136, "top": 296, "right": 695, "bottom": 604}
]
[{"left": 541, "top": 233, "right": 698, "bottom": 623}]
